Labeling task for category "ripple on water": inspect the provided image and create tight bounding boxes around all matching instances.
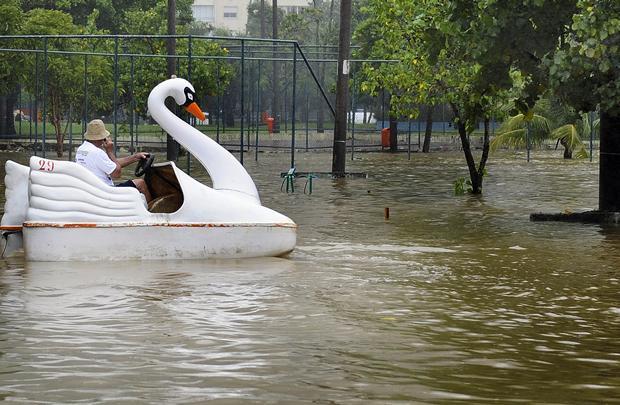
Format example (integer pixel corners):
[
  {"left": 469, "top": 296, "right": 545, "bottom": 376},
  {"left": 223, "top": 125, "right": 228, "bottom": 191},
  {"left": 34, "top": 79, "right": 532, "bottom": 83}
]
[{"left": 1, "top": 151, "right": 620, "bottom": 403}]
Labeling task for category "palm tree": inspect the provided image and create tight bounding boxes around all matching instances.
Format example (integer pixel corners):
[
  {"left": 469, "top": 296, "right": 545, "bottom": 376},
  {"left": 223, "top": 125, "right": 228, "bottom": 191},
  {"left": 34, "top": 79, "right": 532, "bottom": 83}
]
[{"left": 491, "top": 109, "right": 596, "bottom": 159}]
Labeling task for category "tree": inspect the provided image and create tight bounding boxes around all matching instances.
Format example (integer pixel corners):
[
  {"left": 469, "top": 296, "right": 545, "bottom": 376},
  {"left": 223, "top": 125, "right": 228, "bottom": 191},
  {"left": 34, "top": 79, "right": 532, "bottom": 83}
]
[
  {"left": 548, "top": 0, "right": 620, "bottom": 211},
  {"left": 491, "top": 111, "right": 591, "bottom": 159},
  {"left": 357, "top": 1, "right": 505, "bottom": 193},
  {"left": 0, "top": 0, "right": 24, "bottom": 137},
  {"left": 119, "top": 3, "right": 233, "bottom": 120},
  {"left": 21, "top": 0, "right": 194, "bottom": 33},
  {"left": 356, "top": 0, "right": 577, "bottom": 194},
  {"left": 20, "top": 9, "right": 113, "bottom": 156}
]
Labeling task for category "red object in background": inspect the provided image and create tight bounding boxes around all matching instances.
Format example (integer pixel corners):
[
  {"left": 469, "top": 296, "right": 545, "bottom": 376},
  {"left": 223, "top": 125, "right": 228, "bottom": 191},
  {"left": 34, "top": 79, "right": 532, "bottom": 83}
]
[
  {"left": 266, "top": 117, "right": 275, "bottom": 133},
  {"left": 381, "top": 128, "right": 390, "bottom": 148}
]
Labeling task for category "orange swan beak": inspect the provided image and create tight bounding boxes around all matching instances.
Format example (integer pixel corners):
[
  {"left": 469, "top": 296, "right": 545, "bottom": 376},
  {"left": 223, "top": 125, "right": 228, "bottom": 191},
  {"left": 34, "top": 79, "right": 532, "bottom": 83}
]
[{"left": 185, "top": 102, "right": 206, "bottom": 121}]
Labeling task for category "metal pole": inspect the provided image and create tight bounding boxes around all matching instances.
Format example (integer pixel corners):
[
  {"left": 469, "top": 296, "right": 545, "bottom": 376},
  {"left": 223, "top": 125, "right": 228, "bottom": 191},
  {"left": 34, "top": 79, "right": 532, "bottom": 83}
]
[
  {"left": 82, "top": 54, "right": 88, "bottom": 138},
  {"left": 130, "top": 55, "right": 135, "bottom": 152},
  {"left": 590, "top": 110, "right": 594, "bottom": 162},
  {"left": 34, "top": 51, "right": 39, "bottom": 156},
  {"left": 187, "top": 34, "right": 193, "bottom": 173},
  {"left": 255, "top": 60, "right": 261, "bottom": 161},
  {"left": 417, "top": 108, "right": 421, "bottom": 148},
  {"left": 408, "top": 118, "right": 412, "bottom": 160},
  {"left": 28, "top": 93, "right": 32, "bottom": 144},
  {"left": 305, "top": 80, "right": 309, "bottom": 151},
  {"left": 442, "top": 103, "right": 446, "bottom": 137},
  {"left": 18, "top": 84, "right": 22, "bottom": 138},
  {"left": 42, "top": 37, "right": 48, "bottom": 158},
  {"left": 350, "top": 73, "right": 356, "bottom": 161},
  {"left": 113, "top": 36, "right": 119, "bottom": 153},
  {"left": 68, "top": 104, "right": 73, "bottom": 161},
  {"left": 247, "top": 51, "right": 253, "bottom": 151},
  {"left": 240, "top": 39, "right": 245, "bottom": 165},
  {"left": 526, "top": 121, "right": 531, "bottom": 162},
  {"left": 381, "top": 88, "right": 385, "bottom": 130},
  {"left": 284, "top": 84, "right": 288, "bottom": 133},
  {"left": 291, "top": 43, "right": 296, "bottom": 169},
  {"left": 216, "top": 64, "right": 220, "bottom": 143}
]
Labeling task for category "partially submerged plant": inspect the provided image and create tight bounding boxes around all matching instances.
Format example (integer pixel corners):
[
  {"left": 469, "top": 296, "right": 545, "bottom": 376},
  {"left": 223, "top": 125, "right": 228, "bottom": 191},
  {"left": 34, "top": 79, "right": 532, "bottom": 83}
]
[{"left": 491, "top": 110, "right": 595, "bottom": 159}]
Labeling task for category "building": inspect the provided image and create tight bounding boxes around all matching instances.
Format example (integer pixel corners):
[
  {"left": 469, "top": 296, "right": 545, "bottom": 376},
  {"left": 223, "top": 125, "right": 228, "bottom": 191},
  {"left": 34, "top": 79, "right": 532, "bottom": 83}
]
[{"left": 192, "top": 0, "right": 310, "bottom": 34}]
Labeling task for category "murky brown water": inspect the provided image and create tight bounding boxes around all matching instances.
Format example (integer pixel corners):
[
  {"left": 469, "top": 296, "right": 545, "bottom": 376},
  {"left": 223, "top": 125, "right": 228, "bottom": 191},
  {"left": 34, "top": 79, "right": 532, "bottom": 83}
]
[{"left": 1, "top": 149, "right": 619, "bottom": 403}]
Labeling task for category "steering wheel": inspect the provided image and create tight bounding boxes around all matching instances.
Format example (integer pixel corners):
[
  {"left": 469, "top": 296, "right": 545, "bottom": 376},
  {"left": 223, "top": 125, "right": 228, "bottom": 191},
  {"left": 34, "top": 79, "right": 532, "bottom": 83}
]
[{"left": 135, "top": 154, "right": 155, "bottom": 177}]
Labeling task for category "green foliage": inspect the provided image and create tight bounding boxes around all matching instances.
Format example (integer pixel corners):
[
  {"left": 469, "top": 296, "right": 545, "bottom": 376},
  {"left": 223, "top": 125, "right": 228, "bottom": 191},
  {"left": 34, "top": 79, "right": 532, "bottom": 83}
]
[
  {"left": 246, "top": 0, "right": 342, "bottom": 45},
  {"left": 246, "top": 1, "right": 281, "bottom": 38},
  {"left": 491, "top": 113, "right": 552, "bottom": 150},
  {"left": 119, "top": 7, "right": 233, "bottom": 118},
  {"left": 21, "top": 0, "right": 194, "bottom": 33},
  {"left": 20, "top": 9, "right": 113, "bottom": 117},
  {"left": 453, "top": 177, "right": 473, "bottom": 195},
  {"left": 491, "top": 105, "right": 592, "bottom": 159},
  {"left": 548, "top": 0, "right": 620, "bottom": 115},
  {"left": 0, "top": 0, "right": 24, "bottom": 95}
]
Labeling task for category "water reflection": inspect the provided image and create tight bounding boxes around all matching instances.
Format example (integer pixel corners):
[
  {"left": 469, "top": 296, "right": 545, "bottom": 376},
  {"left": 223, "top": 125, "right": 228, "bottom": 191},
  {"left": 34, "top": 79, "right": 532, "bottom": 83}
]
[{"left": 1, "top": 151, "right": 620, "bottom": 402}]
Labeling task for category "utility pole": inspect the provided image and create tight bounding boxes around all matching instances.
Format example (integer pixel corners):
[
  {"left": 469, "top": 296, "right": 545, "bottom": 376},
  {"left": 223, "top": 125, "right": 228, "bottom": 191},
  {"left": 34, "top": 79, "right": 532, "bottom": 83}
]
[
  {"left": 331, "top": 0, "right": 352, "bottom": 175},
  {"left": 272, "top": 0, "right": 280, "bottom": 133},
  {"left": 166, "top": 0, "right": 180, "bottom": 161}
]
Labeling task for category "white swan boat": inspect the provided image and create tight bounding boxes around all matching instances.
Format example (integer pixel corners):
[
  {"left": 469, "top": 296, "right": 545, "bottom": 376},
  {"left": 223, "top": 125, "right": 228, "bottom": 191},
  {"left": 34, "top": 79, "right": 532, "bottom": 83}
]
[{"left": 1, "top": 78, "right": 296, "bottom": 261}]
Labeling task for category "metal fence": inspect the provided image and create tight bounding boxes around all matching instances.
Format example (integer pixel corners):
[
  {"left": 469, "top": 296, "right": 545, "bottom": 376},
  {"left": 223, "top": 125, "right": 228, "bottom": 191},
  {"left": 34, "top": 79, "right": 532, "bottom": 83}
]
[{"left": 1, "top": 35, "right": 474, "bottom": 172}]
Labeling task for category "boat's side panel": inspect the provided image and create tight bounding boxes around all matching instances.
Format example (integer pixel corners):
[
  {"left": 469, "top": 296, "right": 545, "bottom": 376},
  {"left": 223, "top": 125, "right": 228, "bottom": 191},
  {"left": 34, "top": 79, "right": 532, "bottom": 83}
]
[
  {"left": 22, "top": 224, "right": 296, "bottom": 261},
  {"left": 27, "top": 157, "right": 149, "bottom": 223},
  {"left": 1, "top": 161, "right": 29, "bottom": 228},
  {"left": 1, "top": 161, "right": 29, "bottom": 257}
]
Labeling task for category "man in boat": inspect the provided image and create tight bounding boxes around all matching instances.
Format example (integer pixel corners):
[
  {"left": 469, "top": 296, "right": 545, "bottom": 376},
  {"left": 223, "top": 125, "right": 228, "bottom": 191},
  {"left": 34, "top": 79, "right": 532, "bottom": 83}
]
[{"left": 76, "top": 119, "right": 152, "bottom": 203}]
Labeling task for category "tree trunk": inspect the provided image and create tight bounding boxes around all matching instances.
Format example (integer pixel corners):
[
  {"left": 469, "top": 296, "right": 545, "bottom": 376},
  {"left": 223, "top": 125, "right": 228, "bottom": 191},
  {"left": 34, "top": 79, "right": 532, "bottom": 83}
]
[
  {"left": 599, "top": 110, "right": 620, "bottom": 211},
  {"left": 560, "top": 137, "right": 573, "bottom": 159},
  {"left": 0, "top": 90, "right": 18, "bottom": 137},
  {"left": 52, "top": 115, "right": 64, "bottom": 157},
  {"left": 477, "top": 117, "right": 491, "bottom": 191},
  {"left": 50, "top": 93, "right": 64, "bottom": 157},
  {"left": 452, "top": 103, "right": 485, "bottom": 194},
  {"left": 389, "top": 115, "right": 398, "bottom": 152},
  {"left": 422, "top": 105, "right": 434, "bottom": 153}
]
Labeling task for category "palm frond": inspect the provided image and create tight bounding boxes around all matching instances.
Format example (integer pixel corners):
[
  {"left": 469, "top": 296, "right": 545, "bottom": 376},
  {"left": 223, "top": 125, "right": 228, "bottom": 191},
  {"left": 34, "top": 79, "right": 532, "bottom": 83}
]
[
  {"left": 490, "top": 128, "right": 527, "bottom": 150},
  {"left": 492, "top": 113, "right": 551, "bottom": 151},
  {"left": 550, "top": 124, "right": 589, "bottom": 158}
]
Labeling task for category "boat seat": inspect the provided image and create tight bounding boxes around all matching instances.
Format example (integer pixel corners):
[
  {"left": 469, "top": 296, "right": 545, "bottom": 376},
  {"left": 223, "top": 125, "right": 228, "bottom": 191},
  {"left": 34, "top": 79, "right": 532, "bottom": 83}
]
[{"left": 148, "top": 193, "right": 183, "bottom": 213}]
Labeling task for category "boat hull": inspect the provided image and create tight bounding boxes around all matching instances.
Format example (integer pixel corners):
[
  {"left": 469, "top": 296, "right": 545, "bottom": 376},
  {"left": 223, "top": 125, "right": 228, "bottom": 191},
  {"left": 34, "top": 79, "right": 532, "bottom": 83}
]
[{"left": 23, "top": 222, "right": 297, "bottom": 261}]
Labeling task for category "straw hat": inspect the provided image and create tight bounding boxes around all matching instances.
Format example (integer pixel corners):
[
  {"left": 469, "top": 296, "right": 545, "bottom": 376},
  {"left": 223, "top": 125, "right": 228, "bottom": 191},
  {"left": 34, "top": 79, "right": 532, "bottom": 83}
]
[{"left": 84, "top": 119, "right": 110, "bottom": 141}]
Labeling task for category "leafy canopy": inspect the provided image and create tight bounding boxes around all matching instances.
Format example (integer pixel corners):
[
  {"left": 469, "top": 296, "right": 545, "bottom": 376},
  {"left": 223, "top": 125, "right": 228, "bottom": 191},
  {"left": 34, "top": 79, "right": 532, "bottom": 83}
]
[{"left": 548, "top": 0, "right": 620, "bottom": 114}]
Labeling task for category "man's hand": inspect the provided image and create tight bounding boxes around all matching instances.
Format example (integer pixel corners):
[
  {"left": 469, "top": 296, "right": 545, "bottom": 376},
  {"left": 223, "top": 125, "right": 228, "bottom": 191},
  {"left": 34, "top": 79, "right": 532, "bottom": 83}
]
[
  {"left": 102, "top": 137, "right": 115, "bottom": 154},
  {"left": 133, "top": 152, "right": 150, "bottom": 162}
]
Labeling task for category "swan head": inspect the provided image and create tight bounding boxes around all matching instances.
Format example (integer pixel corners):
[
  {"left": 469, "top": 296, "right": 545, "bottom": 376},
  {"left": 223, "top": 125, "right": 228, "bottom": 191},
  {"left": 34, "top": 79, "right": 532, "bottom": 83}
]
[{"left": 158, "top": 77, "right": 206, "bottom": 121}]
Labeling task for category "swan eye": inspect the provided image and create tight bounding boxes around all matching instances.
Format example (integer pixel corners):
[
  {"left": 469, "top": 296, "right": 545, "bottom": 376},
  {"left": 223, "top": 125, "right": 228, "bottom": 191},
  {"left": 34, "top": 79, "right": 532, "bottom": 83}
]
[{"left": 183, "top": 87, "right": 196, "bottom": 106}]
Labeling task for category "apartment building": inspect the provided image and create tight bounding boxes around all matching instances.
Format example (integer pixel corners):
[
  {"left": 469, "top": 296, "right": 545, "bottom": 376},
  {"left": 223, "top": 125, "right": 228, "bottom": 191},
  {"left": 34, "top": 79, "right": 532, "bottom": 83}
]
[{"left": 192, "top": 0, "right": 310, "bottom": 34}]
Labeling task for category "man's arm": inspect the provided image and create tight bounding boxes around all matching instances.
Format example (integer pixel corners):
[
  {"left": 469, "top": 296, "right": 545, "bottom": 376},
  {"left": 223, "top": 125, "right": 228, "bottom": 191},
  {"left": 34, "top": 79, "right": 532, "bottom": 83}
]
[{"left": 103, "top": 138, "right": 148, "bottom": 179}]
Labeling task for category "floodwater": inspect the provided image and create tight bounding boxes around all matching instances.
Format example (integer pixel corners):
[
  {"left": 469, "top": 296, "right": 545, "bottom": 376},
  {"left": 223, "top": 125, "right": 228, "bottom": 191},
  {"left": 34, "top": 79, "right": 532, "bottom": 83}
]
[{"left": 1, "top": 150, "right": 619, "bottom": 403}]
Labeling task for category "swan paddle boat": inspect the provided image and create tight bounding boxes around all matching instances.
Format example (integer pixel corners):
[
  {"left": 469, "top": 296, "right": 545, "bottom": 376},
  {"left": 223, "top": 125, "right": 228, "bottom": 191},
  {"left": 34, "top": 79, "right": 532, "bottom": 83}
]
[{"left": 1, "top": 78, "right": 297, "bottom": 261}]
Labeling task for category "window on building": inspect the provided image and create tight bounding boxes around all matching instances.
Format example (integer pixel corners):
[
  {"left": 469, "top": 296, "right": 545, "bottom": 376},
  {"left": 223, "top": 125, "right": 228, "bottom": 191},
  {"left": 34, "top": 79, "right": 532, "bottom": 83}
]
[
  {"left": 223, "top": 6, "right": 237, "bottom": 18},
  {"left": 192, "top": 5, "right": 215, "bottom": 22},
  {"left": 282, "top": 6, "right": 305, "bottom": 14}
]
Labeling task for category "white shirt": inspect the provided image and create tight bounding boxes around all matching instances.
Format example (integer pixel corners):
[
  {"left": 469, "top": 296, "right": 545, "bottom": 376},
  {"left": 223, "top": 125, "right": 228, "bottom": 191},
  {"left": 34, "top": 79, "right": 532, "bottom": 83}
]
[{"left": 75, "top": 141, "right": 117, "bottom": 186}]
